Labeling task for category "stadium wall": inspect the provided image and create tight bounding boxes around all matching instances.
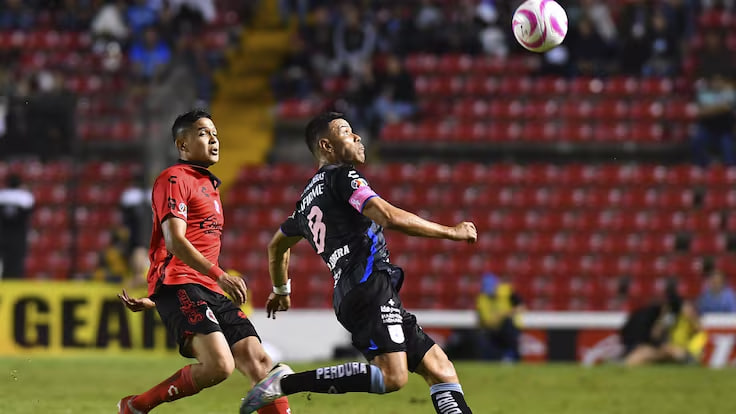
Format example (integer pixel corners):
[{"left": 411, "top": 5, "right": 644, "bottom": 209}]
[{"left": 2, "top": 282, "right": 736, "bottom": 367}]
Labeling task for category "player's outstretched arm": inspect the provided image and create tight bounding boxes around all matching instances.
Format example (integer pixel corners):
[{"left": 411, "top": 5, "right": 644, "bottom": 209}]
[
  {"left": 362, "top": 197, "right": 477, "bottom": 243},
  {"left": 266, "top": 229, "right": 303, "bottom": 319},
  {"left": 162, "top": 216, "right": 248, "bottom": 305}
]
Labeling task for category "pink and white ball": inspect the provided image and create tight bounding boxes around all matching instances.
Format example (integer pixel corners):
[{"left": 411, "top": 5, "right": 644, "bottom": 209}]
[{"left": 512, "top": 0, "right": 568, "bottom": 53}]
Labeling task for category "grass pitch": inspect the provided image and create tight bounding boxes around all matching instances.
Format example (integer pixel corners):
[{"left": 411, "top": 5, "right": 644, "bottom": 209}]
[{"left": 1, "top": 354, "right": 735, "bottom": 413}]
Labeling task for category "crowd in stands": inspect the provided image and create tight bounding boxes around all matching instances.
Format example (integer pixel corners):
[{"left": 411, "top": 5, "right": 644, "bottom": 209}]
[
  {"left": 272, "top": 0, "right": 736, "bottom": 157},
  {"left": 0, "top": 0, "right": 247, "bottom": 158}
]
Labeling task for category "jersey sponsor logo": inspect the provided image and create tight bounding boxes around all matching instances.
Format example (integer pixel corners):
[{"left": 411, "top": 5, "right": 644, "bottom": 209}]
[
  {"left": 299, "top": 183, "right": 324, "bottom": 212},
  {"left": 213, "top": 200, "right": 220, "bottom": 214},
  {"left": 198, "top": 215, "right": 223, "bottom": 234},
  {"left": 328, "top": 244, "right": 350, "bottom": 270},
  {"left": 388, "top": 324, "right": 405, "bottom": 344},
  {"left": 350, "top": 178, "right": 368, "bottom": 189},
  {"left": 315, "top": 362, "right": 367, "bottom": 379},
  {"left": 178, "top": 202, "right": 187, "bottom": 218},
  {"left": 380, "top": 302, "right": 402, "bottom": 324}
]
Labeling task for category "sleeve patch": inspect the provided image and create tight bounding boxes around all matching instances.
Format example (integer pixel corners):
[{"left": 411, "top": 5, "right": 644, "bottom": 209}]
[
  {"left": 350, "top": 178, "right": 369, "bottom": 189},
  {"left": 349, "top": 186, "right": 378, "bottom": 212}
]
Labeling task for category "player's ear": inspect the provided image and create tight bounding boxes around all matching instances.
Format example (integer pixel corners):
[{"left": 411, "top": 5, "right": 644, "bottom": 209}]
[
  {"left": 318, "top": 137, "right": 332, "bottom": 153},
  {"left": 175, "top": 137, "right": 187, "bottom": 152}
]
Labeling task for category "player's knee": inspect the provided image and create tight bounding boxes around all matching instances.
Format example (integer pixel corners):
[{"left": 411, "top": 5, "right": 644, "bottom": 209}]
[
  {"left": 204, "top": 356, "right": 235, "bottom": 384},
  {"left": 383, "top": 369, "right": 409, "bottom": 392}
]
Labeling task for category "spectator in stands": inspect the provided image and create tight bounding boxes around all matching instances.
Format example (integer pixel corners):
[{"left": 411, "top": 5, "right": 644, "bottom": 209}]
[
  {"left": 126, "top": 0, "right": 159, "bottom": 38},
  {"left": 333, "top": 5, "right": 377, "bottom": 75},
  {"left": 373, "top": 55, "right": 417, "bottom": 131},
  {"left": 26, "top": 70, "right": 76, "bottom": 160},
  {"left": 475, "top": 272, "right": 524, "bottom": 362},
  {"left": 569, "top": 17, "right": 608, "bottom": 77},
  {"left": 130, "top": 26, "right": 172, "bottom": 82},
  {"left": 476, "top": 0, "right": 508, "bottom": 58},
  {"left": 618, "top": 0, "right": 653, "bottom": 75},
  {"left": 119, "top": 173, "right": 151, "bottom": 287},
  {"left": 301, "top": 5, "right": 335, "bottom": 75},
  {"left": 277, "top": 0, "right": 309, "bottom": 27},
  {"left": 697, "top": 30, "right": 735, "bottom": 78},
  {"left": 338, "top": 60, "right": 378, "bottom": 139},
  {"left": 578, "top": 0, "right": 618, "bottom": 46},
  {"left": 414, "top": 0, "right": 444, "bottom": 53},
  {"left": 623, "top": 281, "right": 707, "bottom": 366},
  {"left": 0, "top": 173, "right": 34, "bottom": 279},
  {"left": 166, "top": 0, "right": 217, "bottom": 37},
  {"left": 697, "top": 269, "right": 736, "bottom": 313},
  {"left": 0, "top": 0, "right": 34, "bottom": 30},
  {"left": 442, "top": 0, "right": 482, "bottom": 54},
  {"left": 691, "top": 73, "right": 736, "bottom": 167},
  {"left": 92, "top": 227, "right": 132, "bottom": 283},
  {"left": 374, "top": 3, "right": 415, "bottom": 55},
  {"left": 55, "top": 0, "right": 95, "bottom": 31},
  {"left": 176, "top": 34, "right": 219, "bottom": 106},
  {"left": 660, "top": 0, "right": 694, "bottom": 41},
  {"left": 271, "top": 34, "right": 315, "bottom": 100},
  {"left": 91, "top": 0, "right": 129, "bottom": 48},
  {"left": 642, "top": 10, "right": 680, "bottom": 76}
]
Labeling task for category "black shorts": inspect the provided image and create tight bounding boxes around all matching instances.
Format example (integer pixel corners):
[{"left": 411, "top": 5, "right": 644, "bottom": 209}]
[
  {"left": 337, "top": 269, "right": 435, "bottom": 372},
  {"left": 152, "top": 283, "right": 260, "bottom": 358}
]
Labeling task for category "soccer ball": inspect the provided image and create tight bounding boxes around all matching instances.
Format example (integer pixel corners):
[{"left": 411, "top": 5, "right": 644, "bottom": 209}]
[{"left": 512, "top": 0, "right": 568, "bottom": 53}]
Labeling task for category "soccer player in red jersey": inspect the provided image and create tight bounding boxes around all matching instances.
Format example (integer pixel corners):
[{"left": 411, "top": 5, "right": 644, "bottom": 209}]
[{"left": 117, "top": 110, "right": 290, "bottom": 414}]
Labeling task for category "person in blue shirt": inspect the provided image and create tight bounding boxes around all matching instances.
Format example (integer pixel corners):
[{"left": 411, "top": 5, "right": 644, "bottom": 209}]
[{"left": 697, "top": 269, "right": 736, "bottom": 314}]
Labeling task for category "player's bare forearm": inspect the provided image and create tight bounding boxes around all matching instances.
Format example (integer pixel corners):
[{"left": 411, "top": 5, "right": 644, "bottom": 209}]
[
  {"left": 363, "top": 197, "right": 476, "bottom": 242},
  {"left": 267, "top": 230, "right": 302, "bottom": 286},
  {"left": 162, "top": 217, "right": 217, "bottom": 275},
  {"left": 387, "top": 209, "right": 456, "bottom": 238},
  {"left": 167, "top": 233, "right": 216, "bottom": 274}
]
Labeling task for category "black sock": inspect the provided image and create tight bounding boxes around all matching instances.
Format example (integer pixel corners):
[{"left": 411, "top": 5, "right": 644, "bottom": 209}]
[
  {"left": 431, "top": 384, "right": 472, "bottom": 414},
  {"left": 281, "top": 362, "right": 384, "bottom": 395}
]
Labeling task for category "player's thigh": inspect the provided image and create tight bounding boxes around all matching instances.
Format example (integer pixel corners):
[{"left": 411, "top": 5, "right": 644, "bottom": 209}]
[
  {"left": 232, "top": 336, "right": 273, "bottom": 384},
  {"left": 415, "top": 344, "right": 459, "bottom": 385},
  {"left": 190, "top": 331, "right": 236, "bottom": 374},
  {"left": 153, "top": 284, "right": 228, "bottom": 358}
]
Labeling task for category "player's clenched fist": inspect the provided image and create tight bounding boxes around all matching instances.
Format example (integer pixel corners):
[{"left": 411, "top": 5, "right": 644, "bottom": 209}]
[{"left": 451, "top": 222, "right": 477, "bottom": 243}]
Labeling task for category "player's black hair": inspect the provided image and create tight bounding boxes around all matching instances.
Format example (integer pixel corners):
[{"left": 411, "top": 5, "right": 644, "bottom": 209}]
[
  {"left": 305, "top": 111, "right": 345, "bottom": 154},
  {"left": 171, "top": 109, "right": 212, "bottom": 142}
]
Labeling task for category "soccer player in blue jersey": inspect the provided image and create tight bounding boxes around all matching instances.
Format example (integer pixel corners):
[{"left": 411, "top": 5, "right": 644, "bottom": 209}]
[{"left": 241, "top": 112, "right": 477, "bottom": 414}]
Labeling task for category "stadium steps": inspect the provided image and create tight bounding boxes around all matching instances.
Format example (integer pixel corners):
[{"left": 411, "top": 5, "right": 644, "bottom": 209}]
[{"left": 210, "top": 0, "right": 294, "bottom": 193}]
